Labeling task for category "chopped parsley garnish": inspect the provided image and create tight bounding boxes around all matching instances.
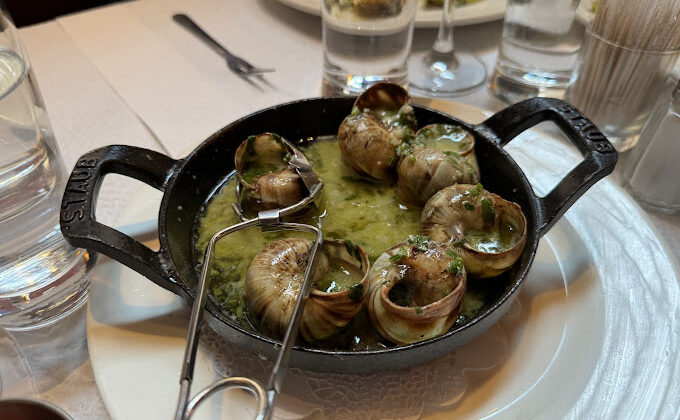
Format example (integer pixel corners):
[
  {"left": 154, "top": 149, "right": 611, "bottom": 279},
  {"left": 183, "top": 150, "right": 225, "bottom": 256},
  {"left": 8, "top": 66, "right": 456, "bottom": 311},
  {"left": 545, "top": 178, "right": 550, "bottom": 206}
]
[
  {"left": 408, "top": 154, "right": 416, "bottom": 163},
  {"left": 419, "top": 127, "right": 433, "bottom": 138},
  {"left": 452, "top": 238, "right": 466, "bottom": 247},
  {"left": 350, "top": 106, "right": 361, "bottom": 117},
  {"left": 348, "top": 283, "right": 364, "bottom": 302},
  {"left": 407, "top": 235, "right": 430, "bottom": 251},
  {"left": 344, "top": 239, "right": 361, "bottom": 261},
  {"left": 401, "top": 127, "right": 416, "bottom": 142},
  {"left": 389, "top": 247, "right": 408, "bottom": 262},
  {"left": 414, "top": 306, "right": 423, "bottom": 314},
  {"left": 481, "top": 198, "right": 496, "bottom": 224},
  {"left": 395, "top": 142, "right": 412, "bottom": 158},
  {"left": 271, "top": 133, "right": 281, "bottom": 141},
  {"left": 465, "top": 183, "right": 484, "bottom": 198},
  {"left": 397, "top": 106, "right": 417, "bottom": 129},
  {"left": 463, "top": 201, "right": 475, "bottom": 211},
  {"left": 245, "top": 135, "right": 257, "bottom": 155},
  {"left": 447, "top": 254, "right": 464, "bottom": 276}
]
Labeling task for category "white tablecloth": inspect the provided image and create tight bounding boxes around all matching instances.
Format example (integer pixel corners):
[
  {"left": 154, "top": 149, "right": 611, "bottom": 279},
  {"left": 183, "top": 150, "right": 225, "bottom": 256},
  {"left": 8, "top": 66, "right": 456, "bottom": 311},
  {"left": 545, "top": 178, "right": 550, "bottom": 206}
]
[{"left": 11, "top": 0, "right": 680, "bottom": 418}]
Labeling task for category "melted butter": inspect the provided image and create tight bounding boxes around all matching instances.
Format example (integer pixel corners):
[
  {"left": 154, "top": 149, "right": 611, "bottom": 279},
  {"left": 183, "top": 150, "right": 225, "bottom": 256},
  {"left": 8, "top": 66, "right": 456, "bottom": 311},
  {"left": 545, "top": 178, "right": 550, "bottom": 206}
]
[
  {"left": 241, "top": 140, "right": 288, "bottom": 183},
  {"left": 314, "top": 258, "right": 362, "bottom": 293},
  {"left": 195, "top": 137, "right": 489, "bottom": 350},
  {"left": 417, "top": 124, "right": 472, "bottom": 153},
  {"left": 465, "top": 221, "right": 520, "bottom": 253}
]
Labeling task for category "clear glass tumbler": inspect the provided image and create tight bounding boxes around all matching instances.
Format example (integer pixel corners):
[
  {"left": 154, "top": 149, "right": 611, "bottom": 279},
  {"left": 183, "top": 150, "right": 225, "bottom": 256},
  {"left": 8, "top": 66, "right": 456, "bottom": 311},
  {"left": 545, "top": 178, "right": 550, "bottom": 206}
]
[
  {"left": 489, "top": 0, "right": 582, "bottom": 104},
  {"left": 321, "top": 0, "right": 418, "bottom": 96},
  {"left": 0, "top": 7, "right": 92, "bottom": 329},
  {"left": 620, "top": 80, "right": 680, "bottom": 214}
]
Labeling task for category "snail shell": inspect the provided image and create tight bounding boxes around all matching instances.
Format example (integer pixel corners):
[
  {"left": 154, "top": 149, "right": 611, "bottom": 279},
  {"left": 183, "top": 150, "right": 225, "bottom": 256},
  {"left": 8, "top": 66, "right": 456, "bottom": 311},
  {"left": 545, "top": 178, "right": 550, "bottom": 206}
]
[
  {"left": 234, "top": 133, "right": 306, "bottom": 211},
  {"left": 396, "top": 124, "right": 479, "bottom": 207},
  {"left": 396, "top": 149, "right": 478, "bottom": 208},
  {"left": 338, "top": 82, "right": 416, "bottom": 180},
  {"left": 245, "top": 238, "right": 370, "bottom": 342},
  {"left": 421, "top": 184, "right": 527, "bottom": 278},
  {"left": 367, "top": 238, "right": 466, "bottom": 345},
  {"left": 415, "top": 123, "right": 478, "bottom": 173}
]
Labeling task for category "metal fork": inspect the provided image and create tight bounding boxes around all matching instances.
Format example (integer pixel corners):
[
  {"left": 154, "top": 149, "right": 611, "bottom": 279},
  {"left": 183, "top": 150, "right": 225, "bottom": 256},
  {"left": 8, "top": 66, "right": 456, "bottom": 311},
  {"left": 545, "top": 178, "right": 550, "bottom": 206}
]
[{"left": 173, "top": 14, "right": 274, "bottom": 80}]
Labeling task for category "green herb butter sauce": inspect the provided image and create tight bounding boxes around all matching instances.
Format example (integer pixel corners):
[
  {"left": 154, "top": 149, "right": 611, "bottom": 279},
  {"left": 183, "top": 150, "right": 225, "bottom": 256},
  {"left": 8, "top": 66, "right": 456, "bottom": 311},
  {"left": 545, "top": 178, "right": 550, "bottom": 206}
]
[
  {"left": 195, "top": 137, "right": 488, "bottom": 350},
  {"left": 416, "top": 124, "right": 472, "bottom": 153},
  {"left": 465, "top": 220, "right": 521, "bottom": 253},
  {"left": 314, "top": 259, "right": 362, "bottom": 293},
  {"left": 240, "top": 136, "right": 288, "bottom": 183}
]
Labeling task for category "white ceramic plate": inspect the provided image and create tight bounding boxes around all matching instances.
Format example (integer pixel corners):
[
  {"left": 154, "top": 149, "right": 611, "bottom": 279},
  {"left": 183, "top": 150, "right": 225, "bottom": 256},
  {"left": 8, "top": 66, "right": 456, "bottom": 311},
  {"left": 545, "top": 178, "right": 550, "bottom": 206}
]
[
  {"left": 277, "top": 0, "right": 507, "bottom": 28},
  {"left": 87, "top": 101, "right": 680, "bottom": 420}
]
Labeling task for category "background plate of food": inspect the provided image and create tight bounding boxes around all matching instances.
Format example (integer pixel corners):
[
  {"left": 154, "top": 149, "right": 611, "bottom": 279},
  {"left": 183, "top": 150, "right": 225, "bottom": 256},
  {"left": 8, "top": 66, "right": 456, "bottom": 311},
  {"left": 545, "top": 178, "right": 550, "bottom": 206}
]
[{"left": 277, "top": 0, "right": 507, "bottom": 27}]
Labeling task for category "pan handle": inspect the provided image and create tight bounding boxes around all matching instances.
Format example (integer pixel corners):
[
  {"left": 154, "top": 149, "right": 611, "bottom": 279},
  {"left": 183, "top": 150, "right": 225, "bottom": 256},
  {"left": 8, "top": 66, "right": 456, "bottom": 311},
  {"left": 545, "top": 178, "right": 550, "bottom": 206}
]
[
  {"left": 60, "top": 145, "right": 186, "bottom": 296},
  {"left": 476, "top": 97, "right": 617, "bottom": 236}
]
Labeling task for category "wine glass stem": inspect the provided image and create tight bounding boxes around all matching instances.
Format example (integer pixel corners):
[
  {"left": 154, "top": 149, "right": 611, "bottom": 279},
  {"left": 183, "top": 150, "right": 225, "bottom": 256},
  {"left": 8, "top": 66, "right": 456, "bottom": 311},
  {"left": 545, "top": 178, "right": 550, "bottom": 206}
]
[{"left": 432, "top": 0, "right": 455, "bottom": 54}]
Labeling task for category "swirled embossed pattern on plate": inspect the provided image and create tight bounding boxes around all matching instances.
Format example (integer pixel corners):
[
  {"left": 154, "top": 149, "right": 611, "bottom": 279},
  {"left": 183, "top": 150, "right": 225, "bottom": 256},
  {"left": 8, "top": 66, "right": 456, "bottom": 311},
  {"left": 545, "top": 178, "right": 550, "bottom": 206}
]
[{"left": 87, "top": 102, "right": 680, "bottom": 420}]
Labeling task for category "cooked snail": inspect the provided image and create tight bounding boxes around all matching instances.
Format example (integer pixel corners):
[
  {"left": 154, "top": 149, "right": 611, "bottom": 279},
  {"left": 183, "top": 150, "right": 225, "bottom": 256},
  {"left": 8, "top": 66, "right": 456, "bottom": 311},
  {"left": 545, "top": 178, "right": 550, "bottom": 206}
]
[
  {"left": 234, "top": 133, "right": 305, "bottom": 211},
  {"left": 416, "top": 123, "right": 478, "bottom": 172},
  {"left": 396, "top": 124, "right": 479, "bottom": 207},
  {"left": 367, "top": 236, "right": 466, "bottom": 344},
  {"left": 338, "top": 82, "right": 417, "bottom": 180},
  {"left": 421, "top": 184, "right": 527, "bottom": 278},
  {"left": 245, "top": 238, "right": 370, "bottom": 342}
]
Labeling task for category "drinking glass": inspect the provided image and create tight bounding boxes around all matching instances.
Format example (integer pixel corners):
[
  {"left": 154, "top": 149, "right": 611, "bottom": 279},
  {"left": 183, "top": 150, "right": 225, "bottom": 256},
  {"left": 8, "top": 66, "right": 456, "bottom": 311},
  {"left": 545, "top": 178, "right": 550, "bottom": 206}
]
[
  {"left": 321, "top": 0, "right": 418, "bottom": 96},
  {"left": 0, "top": 326, "right": 37, "bottom": 398},
  {"left": 0, "top": 6, "right": 92, "bottom": 329},
  {"left": 489, "top": 0, "right": 581, "bottom": 103},
  {"left": 408, "top": 0, "right": 486, "bottom": 97}
]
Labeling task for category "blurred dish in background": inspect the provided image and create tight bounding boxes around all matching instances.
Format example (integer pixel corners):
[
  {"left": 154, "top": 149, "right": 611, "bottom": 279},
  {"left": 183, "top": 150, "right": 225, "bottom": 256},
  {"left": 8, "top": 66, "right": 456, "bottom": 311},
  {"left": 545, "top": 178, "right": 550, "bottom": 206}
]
[{"left": 277, "top": 0, "right": 507, "bottom": 27}]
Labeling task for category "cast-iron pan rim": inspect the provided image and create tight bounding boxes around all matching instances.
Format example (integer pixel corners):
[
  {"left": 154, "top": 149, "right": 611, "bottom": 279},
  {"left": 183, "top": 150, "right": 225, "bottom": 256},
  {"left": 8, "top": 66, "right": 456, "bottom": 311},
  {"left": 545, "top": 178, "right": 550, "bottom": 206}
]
[{"left": 157, "top": 97, "right": 541, "bottom": 357}]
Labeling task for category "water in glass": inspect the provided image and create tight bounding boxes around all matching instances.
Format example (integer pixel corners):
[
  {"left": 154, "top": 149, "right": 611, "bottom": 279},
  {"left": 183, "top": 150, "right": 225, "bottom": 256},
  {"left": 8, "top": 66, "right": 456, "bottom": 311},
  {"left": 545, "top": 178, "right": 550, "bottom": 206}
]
[
  {"left": 0, "top": 48, "right": 91, "bottom": 329},
  {"left": 490, "top": 0, "right": 582, "bottom": 103},
  {"left": 322, "top": 0, "right": 417, "bottom": 95}
]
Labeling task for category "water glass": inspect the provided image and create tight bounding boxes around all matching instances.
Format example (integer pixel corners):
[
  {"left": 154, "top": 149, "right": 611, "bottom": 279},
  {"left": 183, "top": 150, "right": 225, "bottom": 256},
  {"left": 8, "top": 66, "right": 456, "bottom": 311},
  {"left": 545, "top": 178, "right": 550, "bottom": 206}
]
[
  {"left": 620, "top": 80, "right": 680, "bottom": 214},
  {"left": 321, "top": 0, "right": 418, "bottom": 96},
  {"left": 489, "top": 0, "right": 582, "bottom": 103},
  {"left": 0, "top": 7, "right": 92, "bottom": 329}
]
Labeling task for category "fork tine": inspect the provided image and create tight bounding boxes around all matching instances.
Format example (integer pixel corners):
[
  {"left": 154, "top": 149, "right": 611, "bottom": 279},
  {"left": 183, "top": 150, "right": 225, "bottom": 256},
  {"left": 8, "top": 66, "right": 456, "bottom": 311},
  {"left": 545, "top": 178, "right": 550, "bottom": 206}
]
[
  {"left": 246, "top": 68, "right": 276, "bottom": 74},
  {"left": 238, "top": 73, "right": 265, "bottom": 90}
]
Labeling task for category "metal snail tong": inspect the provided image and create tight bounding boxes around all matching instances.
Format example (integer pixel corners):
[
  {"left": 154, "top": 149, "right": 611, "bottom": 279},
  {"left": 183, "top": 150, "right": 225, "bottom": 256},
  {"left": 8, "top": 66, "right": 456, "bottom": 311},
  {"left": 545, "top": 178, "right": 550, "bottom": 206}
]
[{"left": 175, "top": 135, "right": 323, "bottom": 420}]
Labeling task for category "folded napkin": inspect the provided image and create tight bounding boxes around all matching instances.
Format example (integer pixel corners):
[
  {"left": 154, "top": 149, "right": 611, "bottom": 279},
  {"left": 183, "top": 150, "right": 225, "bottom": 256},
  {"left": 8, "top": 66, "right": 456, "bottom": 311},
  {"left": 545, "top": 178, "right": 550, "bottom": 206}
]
[{"left": 57, "top": 0, "right": 323, "bottom": 158}]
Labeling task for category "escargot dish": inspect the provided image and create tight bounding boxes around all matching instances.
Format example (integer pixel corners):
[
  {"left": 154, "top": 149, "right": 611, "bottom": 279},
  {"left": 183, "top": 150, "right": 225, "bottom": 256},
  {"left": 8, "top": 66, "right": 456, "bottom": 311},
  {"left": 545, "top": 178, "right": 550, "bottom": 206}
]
[
  {"left": 338, "top": 82, "right": 417, "bottom": 180},
  {"left": 396, "top": 124, "right": 479, "bottom": 207},
  {"left": 367, "top": 236, "right": 466, "bottom": 344},
  {"left": 246, "top": 238, "right": 369, "bottom": 342},
  {"left": 194, "top": 83, "right": 529, "bottom": 351},
  {"left": 421, "top": 184, "right": 527, "bottom": 278},
  {"left": 234, "top": 133, "right": 305, "bottom": 211}
]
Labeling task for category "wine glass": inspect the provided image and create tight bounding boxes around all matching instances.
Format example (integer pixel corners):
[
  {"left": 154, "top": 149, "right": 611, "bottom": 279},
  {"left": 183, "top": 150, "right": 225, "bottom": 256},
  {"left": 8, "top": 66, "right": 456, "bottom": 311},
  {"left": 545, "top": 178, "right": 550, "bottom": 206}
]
[{"left": 409, "top": 0, "right": 487, "bottom": 96}]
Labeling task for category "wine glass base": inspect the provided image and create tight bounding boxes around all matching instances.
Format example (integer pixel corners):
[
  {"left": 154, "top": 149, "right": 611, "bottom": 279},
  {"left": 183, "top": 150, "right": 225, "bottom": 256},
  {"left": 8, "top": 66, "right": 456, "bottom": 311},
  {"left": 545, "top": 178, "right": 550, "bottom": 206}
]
[{"left": 408, "top": 51, "right": 487, "bottom": 97}]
